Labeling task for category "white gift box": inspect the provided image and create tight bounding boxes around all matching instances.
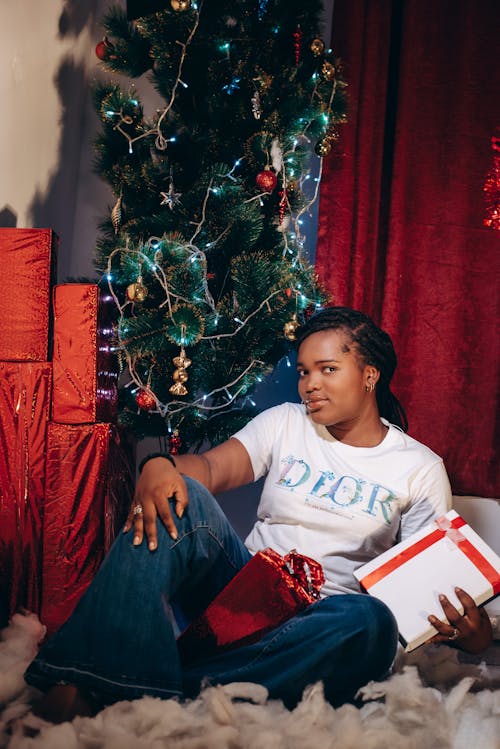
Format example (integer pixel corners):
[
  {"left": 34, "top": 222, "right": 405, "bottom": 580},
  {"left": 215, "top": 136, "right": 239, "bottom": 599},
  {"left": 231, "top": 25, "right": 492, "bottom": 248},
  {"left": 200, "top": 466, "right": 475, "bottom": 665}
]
[{"left": 354, "top": 510, "right": 500, "bottom": 652}]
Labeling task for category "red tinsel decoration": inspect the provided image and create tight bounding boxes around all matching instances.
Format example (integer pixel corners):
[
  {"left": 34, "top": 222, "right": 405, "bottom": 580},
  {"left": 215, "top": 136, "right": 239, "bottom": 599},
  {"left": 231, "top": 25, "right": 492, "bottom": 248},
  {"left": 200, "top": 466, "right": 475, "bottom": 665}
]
[
  {"left": 483, "top": 134, "right": 500, "bottom": 231},
  {"left": 293, "top": 25, "right": 302, "bottom": 66},
  {"left": 278, "top": 189, "right": 288, "bottom": 225}
]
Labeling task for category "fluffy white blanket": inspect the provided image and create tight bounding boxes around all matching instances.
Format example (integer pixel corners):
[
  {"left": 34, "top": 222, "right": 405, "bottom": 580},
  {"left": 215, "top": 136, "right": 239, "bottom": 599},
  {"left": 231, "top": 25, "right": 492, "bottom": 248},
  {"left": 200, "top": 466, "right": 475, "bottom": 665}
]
[{"left": 1, "top": 613, "right": 499, "bottom": 749}]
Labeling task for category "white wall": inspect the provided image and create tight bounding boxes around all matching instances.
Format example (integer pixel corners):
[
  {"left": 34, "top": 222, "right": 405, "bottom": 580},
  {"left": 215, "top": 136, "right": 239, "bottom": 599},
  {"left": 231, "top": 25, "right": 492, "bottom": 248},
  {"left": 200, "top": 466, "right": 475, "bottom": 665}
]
[{"left": 0, "top": 0, "right": 111, "bottom": 281}]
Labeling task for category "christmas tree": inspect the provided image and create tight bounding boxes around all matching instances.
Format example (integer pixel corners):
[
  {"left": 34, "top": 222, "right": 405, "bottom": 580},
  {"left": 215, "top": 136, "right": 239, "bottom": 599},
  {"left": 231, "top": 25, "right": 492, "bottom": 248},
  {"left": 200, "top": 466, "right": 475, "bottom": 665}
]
[{"left": 93, "top": 0, "right": 346, "bottom": 450}]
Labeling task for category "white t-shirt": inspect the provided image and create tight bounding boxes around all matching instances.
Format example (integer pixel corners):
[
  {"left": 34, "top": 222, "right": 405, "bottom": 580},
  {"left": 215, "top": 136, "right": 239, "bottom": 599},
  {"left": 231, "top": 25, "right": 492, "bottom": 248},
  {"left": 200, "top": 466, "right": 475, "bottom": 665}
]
[{"left": 232, "top": 402, "right": 452, "bottom": 597}]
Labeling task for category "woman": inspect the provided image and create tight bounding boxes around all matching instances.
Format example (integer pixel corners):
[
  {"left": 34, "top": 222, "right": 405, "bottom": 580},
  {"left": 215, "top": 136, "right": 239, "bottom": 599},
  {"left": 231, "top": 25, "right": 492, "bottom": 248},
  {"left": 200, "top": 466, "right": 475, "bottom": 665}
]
[{"left": 25, "top": 307, "right": 492, "bottom": 721}]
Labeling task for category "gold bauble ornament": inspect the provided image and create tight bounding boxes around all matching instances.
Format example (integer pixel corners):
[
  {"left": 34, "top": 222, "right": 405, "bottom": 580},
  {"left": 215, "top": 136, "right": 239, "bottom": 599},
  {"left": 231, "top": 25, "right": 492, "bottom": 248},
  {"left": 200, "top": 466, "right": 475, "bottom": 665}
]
[
  {"left": 321, "top": 61, "right": 336, "bottom": 81},
  {"left": 284, "top": 316, "right": 299, "bottom": 341},
  {"left": 170, "top": 0, "right": 191, "bottom": 10},
  {"left": 310, "top": 38, "right": 325, "bottom": 56},
  {"left": 173, "top": 369, "right": 189, "bottom": 383},
  {"left": 126, "top": 279, "right": 148, "bottom": 302},
  {"left": 314, "top": 138, "right": 333, "bottom": 157}
]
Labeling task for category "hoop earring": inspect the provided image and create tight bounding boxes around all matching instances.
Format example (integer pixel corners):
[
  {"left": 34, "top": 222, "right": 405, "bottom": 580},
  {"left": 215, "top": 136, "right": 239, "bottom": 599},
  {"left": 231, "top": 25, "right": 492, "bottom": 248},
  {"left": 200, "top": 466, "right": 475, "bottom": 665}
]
[{"left": 365, "top": 382, "right": 375, "bottom": 393}]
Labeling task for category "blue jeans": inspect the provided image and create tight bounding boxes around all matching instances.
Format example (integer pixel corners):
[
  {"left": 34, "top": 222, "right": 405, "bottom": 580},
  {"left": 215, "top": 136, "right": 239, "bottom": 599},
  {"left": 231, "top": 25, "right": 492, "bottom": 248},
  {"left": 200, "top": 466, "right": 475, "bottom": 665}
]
[{"left": 25, "top": 477, "right": 398, "bottom": 708}]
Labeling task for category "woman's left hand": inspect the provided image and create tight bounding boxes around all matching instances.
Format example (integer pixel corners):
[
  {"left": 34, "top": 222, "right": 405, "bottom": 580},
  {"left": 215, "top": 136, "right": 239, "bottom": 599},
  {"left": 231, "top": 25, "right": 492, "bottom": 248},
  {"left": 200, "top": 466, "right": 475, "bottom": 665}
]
[{"left": 428, "top": 587, "right": 493, "bottom": 654}]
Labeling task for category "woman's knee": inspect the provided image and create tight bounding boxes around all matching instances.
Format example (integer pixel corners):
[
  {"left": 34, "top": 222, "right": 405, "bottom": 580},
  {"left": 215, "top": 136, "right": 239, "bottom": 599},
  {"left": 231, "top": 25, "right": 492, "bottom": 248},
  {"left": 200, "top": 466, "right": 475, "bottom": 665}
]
[
  {"left": 182, "top": 477, "right": 224, "bottom": 521},
  {"left": 364, "top": 596, "right": 398, "bottom": 647},
  {"left": 316, "top": 594, "right": 398, "bottom": 662}
]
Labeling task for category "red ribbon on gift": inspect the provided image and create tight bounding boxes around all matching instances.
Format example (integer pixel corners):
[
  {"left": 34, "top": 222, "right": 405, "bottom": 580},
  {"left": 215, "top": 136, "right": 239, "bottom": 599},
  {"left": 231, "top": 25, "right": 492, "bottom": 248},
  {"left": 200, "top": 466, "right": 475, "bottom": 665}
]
[
  {"left": 360, "top": 514, "right": 500, "bottom": 594},
  {"left": 267, "top": 548, "right": 324, "bottom": 601}
]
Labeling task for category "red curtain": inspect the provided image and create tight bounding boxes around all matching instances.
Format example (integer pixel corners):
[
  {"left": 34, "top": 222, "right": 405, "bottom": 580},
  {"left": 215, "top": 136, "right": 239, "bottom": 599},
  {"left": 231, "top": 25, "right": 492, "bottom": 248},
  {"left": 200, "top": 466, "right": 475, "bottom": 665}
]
[{"left": 316, "top": 0, "right": 500, "bottom": 498}]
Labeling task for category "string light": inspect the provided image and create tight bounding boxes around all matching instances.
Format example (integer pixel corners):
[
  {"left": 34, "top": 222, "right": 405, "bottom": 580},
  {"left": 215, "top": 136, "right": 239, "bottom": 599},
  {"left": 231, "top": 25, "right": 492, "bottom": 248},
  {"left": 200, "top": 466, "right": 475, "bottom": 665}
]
[
  {"left": 222, "top": 77, "right": 241, "bottom": 94},
  {"left": 107, "top": 10, "right": 201, "bottom": 154}
]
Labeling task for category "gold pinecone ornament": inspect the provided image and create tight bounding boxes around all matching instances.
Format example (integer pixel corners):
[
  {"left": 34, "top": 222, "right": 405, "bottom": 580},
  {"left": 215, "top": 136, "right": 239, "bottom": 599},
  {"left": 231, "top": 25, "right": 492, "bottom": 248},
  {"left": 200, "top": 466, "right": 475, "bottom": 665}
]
[{"left": 111, "top": 195, "right": 123, "bottom": 234}]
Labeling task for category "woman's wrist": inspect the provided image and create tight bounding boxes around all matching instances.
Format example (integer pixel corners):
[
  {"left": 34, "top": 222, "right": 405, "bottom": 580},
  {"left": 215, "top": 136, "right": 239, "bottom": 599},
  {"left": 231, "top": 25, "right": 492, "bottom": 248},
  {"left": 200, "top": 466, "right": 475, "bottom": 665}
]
[{"left": 138, "top": 452, "right": 176, "bottom": 474}]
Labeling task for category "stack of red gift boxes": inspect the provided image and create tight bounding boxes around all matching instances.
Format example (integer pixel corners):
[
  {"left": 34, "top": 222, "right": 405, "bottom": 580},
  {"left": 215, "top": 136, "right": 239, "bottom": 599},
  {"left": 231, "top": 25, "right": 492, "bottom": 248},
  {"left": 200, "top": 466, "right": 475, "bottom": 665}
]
[{"left": 0, "top": 228, "right": 135, "bottom": 636}]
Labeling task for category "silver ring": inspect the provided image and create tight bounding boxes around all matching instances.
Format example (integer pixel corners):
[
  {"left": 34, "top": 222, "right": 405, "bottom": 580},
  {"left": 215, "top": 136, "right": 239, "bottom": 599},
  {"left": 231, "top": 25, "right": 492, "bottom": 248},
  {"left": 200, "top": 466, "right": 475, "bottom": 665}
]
[
  {"left": 448, "top": 627, "right": 460, "bottom": 641},
  {"left": 132, "top": 505, "right": 143, "bottom": 516}
]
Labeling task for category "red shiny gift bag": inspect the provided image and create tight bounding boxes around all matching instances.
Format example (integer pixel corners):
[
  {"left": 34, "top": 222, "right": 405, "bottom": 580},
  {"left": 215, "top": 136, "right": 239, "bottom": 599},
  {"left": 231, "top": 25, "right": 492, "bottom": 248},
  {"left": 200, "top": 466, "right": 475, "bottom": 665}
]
[{"left": 177, "top": 548, "right": 324, "bottom": 661}]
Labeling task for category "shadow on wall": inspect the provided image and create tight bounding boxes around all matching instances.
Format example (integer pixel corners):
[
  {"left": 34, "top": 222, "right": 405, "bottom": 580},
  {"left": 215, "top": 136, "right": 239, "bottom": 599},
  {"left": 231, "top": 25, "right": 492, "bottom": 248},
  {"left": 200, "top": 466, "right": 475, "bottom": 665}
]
[
  {"left": 29, "top": 57, "right": 89, "bottom": 279},
  {"left": 29, "top": 0, "right": 110, "bottom": 282},
  {"left": 0, "top": 207, "right": 17, "bottom": 228},
  {"left": 58, "top": 0, "right": 101, "bottom": 39}
]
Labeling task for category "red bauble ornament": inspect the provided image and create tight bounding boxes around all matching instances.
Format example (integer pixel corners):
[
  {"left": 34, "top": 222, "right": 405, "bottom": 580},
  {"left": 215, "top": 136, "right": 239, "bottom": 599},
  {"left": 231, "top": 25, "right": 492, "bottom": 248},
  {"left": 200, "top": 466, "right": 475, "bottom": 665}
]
[
  {"left": 95, "top": 37, "right": 114, "bottom": 61},
  {"left": 256, "top": 169, "right": 278, "bottom": 193},
  {"left": 135, "top": 389, "right": 156, "bottom": 411},
  {"left": 169, "top": 431, "right": 182, "bottom": 455}
]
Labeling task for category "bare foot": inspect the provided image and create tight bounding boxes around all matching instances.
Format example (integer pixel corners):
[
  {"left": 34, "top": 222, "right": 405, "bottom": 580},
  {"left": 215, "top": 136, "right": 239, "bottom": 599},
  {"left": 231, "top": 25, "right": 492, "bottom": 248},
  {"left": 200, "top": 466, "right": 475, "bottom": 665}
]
[{"left": 31, "top": 684, "right": 100, "bottom": 724}]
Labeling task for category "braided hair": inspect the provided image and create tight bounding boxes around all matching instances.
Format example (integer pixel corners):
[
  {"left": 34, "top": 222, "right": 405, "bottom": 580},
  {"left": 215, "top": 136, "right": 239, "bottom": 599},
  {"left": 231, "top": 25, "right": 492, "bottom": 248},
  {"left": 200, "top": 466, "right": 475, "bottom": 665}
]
[{"left": 295, "top": 307, "right": 408, "bottom": 431}]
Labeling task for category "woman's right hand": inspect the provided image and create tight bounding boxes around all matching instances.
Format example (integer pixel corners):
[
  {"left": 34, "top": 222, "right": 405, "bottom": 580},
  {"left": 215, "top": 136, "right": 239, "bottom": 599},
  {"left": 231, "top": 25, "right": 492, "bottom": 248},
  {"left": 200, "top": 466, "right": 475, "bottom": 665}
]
[{"left": 123, "top": 457, "right": 189, "bottom": 551}]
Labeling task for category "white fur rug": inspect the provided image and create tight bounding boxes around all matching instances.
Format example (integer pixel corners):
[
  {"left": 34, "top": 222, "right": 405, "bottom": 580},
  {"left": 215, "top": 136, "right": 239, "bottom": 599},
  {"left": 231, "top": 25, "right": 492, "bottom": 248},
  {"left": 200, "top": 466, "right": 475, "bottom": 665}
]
[{"left": 1, "top": 613, "right": 499, "bottom": 749}]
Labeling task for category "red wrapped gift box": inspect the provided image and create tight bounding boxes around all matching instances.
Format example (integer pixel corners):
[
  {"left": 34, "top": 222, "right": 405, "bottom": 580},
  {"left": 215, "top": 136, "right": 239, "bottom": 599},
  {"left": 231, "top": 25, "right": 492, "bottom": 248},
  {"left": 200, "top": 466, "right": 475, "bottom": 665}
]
[
  {"left": 0, "top": 362, "right": 52, "bottom": 617},
  {"left": 41, "top": 422, "right": 135, "bottom": 636},
  {"left": 0, "top": 228, "right": 57, "bottom": 361},
  {"left": 177, "top": 548, "right": 324, "bottom": 662},
  {"left": 51, "top": 284, "right": 118, "bottom": 424}
]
